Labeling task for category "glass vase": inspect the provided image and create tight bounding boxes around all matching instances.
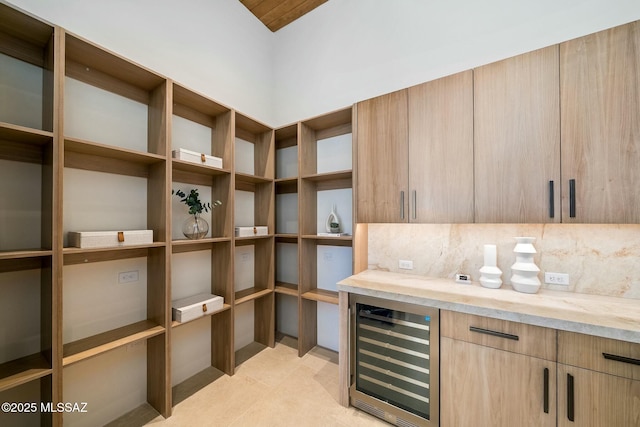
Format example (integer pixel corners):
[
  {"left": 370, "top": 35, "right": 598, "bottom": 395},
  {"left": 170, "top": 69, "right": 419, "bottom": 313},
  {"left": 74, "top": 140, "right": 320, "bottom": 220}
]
[{"left": 182, "top": 213, "right": 208, "bottom": 240}]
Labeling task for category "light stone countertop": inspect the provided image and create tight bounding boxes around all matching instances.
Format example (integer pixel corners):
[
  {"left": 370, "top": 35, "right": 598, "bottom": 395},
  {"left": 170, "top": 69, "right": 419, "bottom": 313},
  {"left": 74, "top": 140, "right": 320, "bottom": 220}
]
[{"left": 337, "top": 270, "right": 640, "bottom": 344}]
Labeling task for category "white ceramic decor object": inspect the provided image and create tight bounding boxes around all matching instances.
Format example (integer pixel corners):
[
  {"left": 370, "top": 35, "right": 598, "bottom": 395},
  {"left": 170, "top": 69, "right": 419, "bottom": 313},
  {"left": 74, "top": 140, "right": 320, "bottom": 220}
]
[
  {"left": 479, "top": 244, "right": 502, "bottom": 288},
  {"left": 325, "top": 204, "right": 341, "bottom": 233},
  {"left": 510, "top": 237, "right": 541, "bottom": 293}
]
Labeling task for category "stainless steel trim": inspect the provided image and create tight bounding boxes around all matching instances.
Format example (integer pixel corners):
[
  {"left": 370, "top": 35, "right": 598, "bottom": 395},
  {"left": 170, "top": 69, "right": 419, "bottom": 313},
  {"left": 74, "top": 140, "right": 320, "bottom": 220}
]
[
  {"left": 359, "top": 323, "right": 430, "bottom": 345},
  {"left": 359, "top": 336, "right": 430, "bottom": 359},
  {"left": 359, "top": 374, "right": 430, "bottom": 403},
  {"left": 359, "top": 361, "right": 430, "bottom": 389},
  {"left": 412, "top": 190, "right": 417, "bottom": 220},
  {"left": 359, "top": 348, "right": 429, "bottom": 374},
  {"left": 358, "top": 310, "right": 430, "bottom": 331}
]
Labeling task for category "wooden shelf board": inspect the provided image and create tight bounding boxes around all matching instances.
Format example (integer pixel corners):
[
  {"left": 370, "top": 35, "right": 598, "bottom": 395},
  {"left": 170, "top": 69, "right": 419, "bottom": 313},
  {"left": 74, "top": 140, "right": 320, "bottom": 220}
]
[
  {"left": 275, "top": 282, "right": 298, "bottom": 297},
  {"left": 62, "top": 320, "right": 164, "bottom": 367},
  {"left": 275, "top": 178, "right": 298, "bottom": 194},
  {"left": 0, "top": 122, "right": 53, "bottom": 144},
  {"left": 301, "top": 235, "right": 353, "bottom": 247},
  {"left": 172, "top": 366, "right": 225, "bottom": 407},
  {"left": 235, "top": 172, "right": 273, "bottom": 185},
  {"left": 0, "top": 249, "right": 52, "bottom": 260},
  {"left": 235, "top": 287, "right": 272, "bottom": 305},
  {"left": 0, "top": 3, "right": 55, "bottom": 49},
  {"left": 301, "top": 289, "right": 339, "bottom": 305},
  {"left": 275, "top": 234, "right": 298, "bottom": 243},
  {"left": 171, "top": 304, "right": 231, "bottom": 329},
  {"left": 302, "top": 107, "right": 352, "bottom": 131},
  {"left": 65, "top": 137, "right": 165, "bottom": 164},
  {"left": 63, "top": 243, "right": 165, "bottom": 265},
  {"left": 234, "top": 234, "right": 273, "bottom": 245},
  {"left": 172, "top": 159, "right": 231, "bottom": 176},
  {"left": 171, "top": 237, "right": 231, "bottom": 253},
  {"left": 65, "top": 33, "right": 165, "bottom": 93},
  {"left": 173, "top": 84, "right": 230, "bottom": 118},
  {"left": 275, "top": 124, "right": 297, "bottom": 148},
  {"left": 235, "top": 113, "right": 272, "bottom": 135},
  {"left": 301, "top": 170, "right": 352, "bottom": 182},
  {"left": 0, "top": 352, "right": 51, "bottom": 393}
]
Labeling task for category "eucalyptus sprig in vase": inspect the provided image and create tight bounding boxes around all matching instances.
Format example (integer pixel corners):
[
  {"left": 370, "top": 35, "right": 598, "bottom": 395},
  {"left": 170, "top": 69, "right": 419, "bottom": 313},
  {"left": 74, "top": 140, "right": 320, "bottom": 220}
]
[{"left": 173, "top": 189, "right": 222, "bottom": 240}]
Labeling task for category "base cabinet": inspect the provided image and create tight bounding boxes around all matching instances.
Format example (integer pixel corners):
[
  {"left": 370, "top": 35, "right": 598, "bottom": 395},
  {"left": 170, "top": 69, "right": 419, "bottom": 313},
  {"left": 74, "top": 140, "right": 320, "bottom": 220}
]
[
  {"left": 557, "top": 364, "right": 640, "bottom": 427},
  {"left": 440, "top": 338, "right": 556, "bottom": 427}
]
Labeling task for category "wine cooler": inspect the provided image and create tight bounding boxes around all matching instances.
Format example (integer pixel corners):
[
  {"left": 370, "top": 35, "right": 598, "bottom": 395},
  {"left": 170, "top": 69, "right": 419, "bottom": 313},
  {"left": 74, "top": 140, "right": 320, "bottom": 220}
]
[{"left": 350, "top": 295, "right": 439, "bottom": 427}]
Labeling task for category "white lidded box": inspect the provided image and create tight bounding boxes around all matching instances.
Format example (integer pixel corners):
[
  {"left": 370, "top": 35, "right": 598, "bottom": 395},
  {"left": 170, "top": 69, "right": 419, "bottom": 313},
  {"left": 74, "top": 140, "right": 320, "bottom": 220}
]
[
  {"left": 235, "top": 226, "right": 268, "bottom": 237},
  {"left": 172, "top": 293, "right": 224, "bottom": 323},
  {"left": 172, "top": 148, "right": 223, "bottom": 169},
  {"left": 68, "top": 230, "right": 153, "bottom": 248}
]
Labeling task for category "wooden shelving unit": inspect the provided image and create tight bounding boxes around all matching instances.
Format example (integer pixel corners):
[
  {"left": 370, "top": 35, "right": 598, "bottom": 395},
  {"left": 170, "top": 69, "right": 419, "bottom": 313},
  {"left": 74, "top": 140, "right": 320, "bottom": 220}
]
[
  {"left": 0, "top": 5, "right": 56, "bottom": 426},
  {"left": 272, "top": 108, "right": 354, "bottom": 357},
  {"left": 233, "top": 112, "right": 275, "bottom": 364}
]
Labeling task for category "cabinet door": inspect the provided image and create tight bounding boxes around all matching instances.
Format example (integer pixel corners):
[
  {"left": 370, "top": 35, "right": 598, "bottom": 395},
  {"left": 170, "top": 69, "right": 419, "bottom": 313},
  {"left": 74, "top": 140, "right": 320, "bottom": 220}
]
[
  {"left": 560, "top": 21, "right": 640, "bottom": 223},
  {"left": 441, "top": 338, "right": 556, "bottom": 427},
  {"left": 558, "top": 364, "right": 640, "bottom": 427},
  {"left": 355, "top": 90, "right": 409, "bottom": 223},
  {"left": 474, "top": 46, "right": 561, "bottom": 223},
  {"left": 408, "top": 71, "right": 474, "bottom": 223}
]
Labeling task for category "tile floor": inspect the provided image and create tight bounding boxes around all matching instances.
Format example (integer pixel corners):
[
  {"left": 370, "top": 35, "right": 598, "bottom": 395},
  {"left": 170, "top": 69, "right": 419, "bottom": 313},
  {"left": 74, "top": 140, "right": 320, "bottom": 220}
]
[{"left": 145, "top": 337, "right": 388, "bottom": 426}]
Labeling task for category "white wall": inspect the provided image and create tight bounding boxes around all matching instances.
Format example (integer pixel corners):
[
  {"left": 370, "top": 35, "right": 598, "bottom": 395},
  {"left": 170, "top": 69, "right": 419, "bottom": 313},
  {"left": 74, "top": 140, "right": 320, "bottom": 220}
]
[
  {"left": 6, "top": 0, "right": 275, "bottom": 125},
  {"left": 273, "top": 0, "right": 640, "bottom": 126},
  {"left": 7, "top": 0, "right": 639, "bottom": 127}
]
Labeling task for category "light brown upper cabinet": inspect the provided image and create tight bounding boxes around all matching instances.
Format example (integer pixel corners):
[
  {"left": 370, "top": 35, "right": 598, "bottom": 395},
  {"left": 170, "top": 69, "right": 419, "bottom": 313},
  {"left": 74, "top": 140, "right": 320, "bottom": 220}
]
[
  {"left": 355, "top": 89, "right": 409, "bottom": 223},
  {"left": 560, "top": 21, "right": 640, "bottom": 223},
  {"left": 408, "top": 70, "right": 474, "bottom": 222},
  {"left": 356, "top": 71, "right": 473, "bottom": 223},
  {"left": 474, "top": 45, "right": 561, "bottom": 223}
]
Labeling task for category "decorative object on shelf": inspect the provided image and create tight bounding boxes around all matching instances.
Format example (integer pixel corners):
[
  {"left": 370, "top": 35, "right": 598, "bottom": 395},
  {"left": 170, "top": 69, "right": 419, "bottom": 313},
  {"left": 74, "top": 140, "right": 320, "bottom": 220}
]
[
  {"left": 510, "top": 237, "right": 541, "bottom": 293},
  {"left": 325, "top": 204, "right": 341, "bottom": 233},
  {"left": 235, "top": 226, "right": 268, "bottom": 237},
  {"left": 172, "top": 148, "right": 223, "bottom": 168},
  {"left": 68, "top": 230, "right": 153, "bottom": 248},
  {"left": 479, "top": 244, "right": 502, "bottom": 288},
  {"left": 173, "top": 189, "right": 222, "bottom": 240}
]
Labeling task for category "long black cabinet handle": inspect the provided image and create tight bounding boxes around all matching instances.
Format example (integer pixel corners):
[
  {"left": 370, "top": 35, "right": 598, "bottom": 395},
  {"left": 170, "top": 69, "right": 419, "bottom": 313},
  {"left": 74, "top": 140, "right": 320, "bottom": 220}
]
[
  {"left": 567, "top": 373, "right": 575, "bottom": 422},
  {"left": 603, "top": 352, "right": 640, "bottom": 366},
  {"left": 469, "top": 326, "right": 519, "bottom": 341},
  {"left": 400, "top": 191, "right": 405, "bottom": 220},
  {"left": 543, "top": 368, "right": 549, "bottom": 414},
  {"left": 549, "top": 181, "right": 555, "bottom": 219},
  {"left": 569, "top": 179, "right": 576, "bottom": 218}
]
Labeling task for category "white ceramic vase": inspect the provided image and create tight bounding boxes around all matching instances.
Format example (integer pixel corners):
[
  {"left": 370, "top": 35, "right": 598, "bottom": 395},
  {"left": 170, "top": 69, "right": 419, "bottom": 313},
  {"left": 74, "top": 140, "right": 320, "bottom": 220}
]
[
  {"left": 325, "top": 204, "right": 341, "bottom": 233},
  {"left": 479, "top": 244, "right": 502, "bottom": 289},
  {"left": 510, "top": 237, "right": 541, "bottom": 294}
]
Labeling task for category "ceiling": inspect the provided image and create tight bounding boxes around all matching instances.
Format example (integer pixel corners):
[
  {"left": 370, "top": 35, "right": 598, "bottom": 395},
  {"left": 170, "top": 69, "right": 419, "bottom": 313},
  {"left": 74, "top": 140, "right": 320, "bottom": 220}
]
[{"left": 240, "top": 0, "right": 328, "bottom": 32}]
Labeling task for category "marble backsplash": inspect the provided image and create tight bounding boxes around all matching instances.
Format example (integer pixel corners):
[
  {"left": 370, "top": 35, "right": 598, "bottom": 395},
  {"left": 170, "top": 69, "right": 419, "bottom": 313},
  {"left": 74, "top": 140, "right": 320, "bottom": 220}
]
[{"left": 367, "top": 223, "right": 640, "bottom": 299}]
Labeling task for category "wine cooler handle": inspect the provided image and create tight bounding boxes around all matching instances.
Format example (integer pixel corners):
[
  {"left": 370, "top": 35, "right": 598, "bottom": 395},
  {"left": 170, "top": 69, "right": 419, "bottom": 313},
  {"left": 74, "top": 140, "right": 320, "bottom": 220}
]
[{"left": 400, "top": 191, "right": 405, "bottom": 220}]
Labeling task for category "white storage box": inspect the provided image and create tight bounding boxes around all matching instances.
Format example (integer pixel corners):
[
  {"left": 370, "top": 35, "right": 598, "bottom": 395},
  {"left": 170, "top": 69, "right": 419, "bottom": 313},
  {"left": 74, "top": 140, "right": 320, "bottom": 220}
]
[
  {"left": 172, "top": 293, "right": 224, "bottom": 323},
  {"left": 68, "top": 230, "right": 153, "bottom": 248},
  {"left": 172, "top": 148, "right": 223, "bottom": 169},
  {"left": 235, "top": 226, "right": 268, "bottom": 237}
]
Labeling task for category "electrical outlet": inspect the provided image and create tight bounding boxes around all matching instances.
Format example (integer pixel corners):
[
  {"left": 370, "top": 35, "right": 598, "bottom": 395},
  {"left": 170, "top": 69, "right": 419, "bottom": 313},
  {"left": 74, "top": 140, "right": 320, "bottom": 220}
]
[
  {"left": 118, "top": 270, "right": 139, "bottom": 284},
  {"left": 545, "top": 272, "right": 569, "bottom": 286},
  {"left": 399, "top": 260, "right": 413, "bottom": 270}
]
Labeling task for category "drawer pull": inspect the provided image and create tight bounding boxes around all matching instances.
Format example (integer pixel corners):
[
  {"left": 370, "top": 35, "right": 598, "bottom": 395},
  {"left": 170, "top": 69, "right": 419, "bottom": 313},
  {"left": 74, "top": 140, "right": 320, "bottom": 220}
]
[
  {"left": 603, "top": 352, "right": 640, "bottom": 366},
  {"left": 567, "top": 373, "right": 575, "bottom": 422},
  {"left": 469, "top": 326, "right": 519, "bottom": 341},
  {"left": 569, "top": 179, "right": 576, "bottom": 218},
  {"left": 543, "top": 367, "right": 549, "bottom": 414},
  {"left": 549, "top": 180, "right": 555, "bottom": 219}
]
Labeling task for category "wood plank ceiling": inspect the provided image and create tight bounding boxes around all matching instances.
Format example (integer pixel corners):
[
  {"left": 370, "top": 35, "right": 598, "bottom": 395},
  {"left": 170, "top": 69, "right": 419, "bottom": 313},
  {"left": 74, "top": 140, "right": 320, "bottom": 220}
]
[{"left": 240, "top": 0, "right": 328, "bottom": 32}]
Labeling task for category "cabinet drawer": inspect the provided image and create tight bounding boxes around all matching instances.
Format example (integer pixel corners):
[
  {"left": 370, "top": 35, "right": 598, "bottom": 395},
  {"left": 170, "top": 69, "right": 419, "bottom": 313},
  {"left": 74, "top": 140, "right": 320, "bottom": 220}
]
[
  {"left": 558, "top": 331, "right": 640, "bottom": 380},
  {"left": 441, "top": 311, "right": 556, "bottom": 361}
]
